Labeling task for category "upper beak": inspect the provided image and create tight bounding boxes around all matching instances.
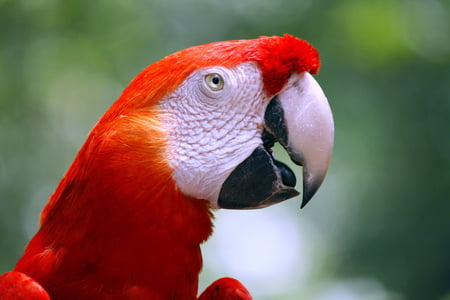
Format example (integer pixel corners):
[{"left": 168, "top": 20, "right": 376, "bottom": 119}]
[
  {"left": 265, "top": 72, "right": 334, "bottom": 207},
  {"left": 218, "top": 72, "right": 334, "bottom": 209}
]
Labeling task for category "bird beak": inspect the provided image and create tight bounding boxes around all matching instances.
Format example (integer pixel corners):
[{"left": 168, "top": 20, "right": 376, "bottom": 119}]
[
  {"left": 267, "top": 72, "right": 335, "bottom": 207},
  {"left": 218, "top": 72, "right": 334, "bottom": 209}
]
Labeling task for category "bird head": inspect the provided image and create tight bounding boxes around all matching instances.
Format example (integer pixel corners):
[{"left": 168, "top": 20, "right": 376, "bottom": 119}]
[
  {"left": 112, "top": 34, "right": 334, "bottom": 209},
  {"left": 60, "top": 34, "right": 334, "bottom": 213}
]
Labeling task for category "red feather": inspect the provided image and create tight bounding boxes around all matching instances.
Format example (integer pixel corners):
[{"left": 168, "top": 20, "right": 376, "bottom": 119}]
[
  {"left": 0, "top": 271, "right": 50, "bottom": 300},
  {"left": 2, "top": 35, "right": 320, "bottom": 299},
  {"left": 198, "top": 278, "right": 252, "bottom": 300}
]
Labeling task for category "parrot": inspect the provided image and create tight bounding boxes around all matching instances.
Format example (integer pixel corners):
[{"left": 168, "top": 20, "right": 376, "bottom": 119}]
[{"left": 0, "top": 34, "right": 334, "bottom": 299}]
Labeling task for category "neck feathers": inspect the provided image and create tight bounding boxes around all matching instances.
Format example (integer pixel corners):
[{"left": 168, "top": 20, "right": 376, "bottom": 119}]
[{"left": 16, "top": 109, "right": 213, "bottom": 299}]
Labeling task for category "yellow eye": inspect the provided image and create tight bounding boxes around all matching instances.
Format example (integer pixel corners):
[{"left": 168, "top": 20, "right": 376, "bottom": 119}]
[{"left": 205, "top": 73, "right": 224, "bottom": 91}]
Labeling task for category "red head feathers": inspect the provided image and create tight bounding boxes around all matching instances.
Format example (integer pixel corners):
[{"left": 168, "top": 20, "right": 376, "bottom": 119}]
[{"left": 103, "top": 34, "right": 320, "bottom": 121}]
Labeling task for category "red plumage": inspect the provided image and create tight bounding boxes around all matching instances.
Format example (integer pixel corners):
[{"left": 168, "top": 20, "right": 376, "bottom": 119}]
[{"left": 1, "top": 34, "right": 320, "bottom": 299}]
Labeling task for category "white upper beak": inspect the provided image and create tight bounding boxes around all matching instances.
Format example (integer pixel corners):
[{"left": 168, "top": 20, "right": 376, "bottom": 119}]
[{"left": 277, "top": 72, "right": 334, "bottom": 207}]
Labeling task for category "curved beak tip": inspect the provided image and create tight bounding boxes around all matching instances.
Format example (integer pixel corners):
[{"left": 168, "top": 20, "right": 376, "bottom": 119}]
[
  {"left": 300, "top": 196, "right": 310, "bottom": 209},
  {"left": 301, "top": 179, "right": 321, "bottom": 208}
]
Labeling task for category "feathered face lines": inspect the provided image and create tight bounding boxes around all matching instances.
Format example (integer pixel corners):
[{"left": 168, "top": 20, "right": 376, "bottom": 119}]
[{"left": 159, "top": 62, "right": 268, "bottom": 205}]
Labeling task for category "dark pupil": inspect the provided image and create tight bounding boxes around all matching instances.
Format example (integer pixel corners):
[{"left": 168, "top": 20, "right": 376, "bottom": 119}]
[{"left": 212, "top": 75, "right": 220, "bottom": 85}]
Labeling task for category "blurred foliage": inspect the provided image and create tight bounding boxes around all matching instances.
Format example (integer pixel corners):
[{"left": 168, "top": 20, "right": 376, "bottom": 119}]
[{"left": 0, "top": 0, "right": 449, "bottom": 299}]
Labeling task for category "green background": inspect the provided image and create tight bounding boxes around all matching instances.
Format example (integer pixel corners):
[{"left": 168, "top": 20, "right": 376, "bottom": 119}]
[{"left": 0, "top": 0, "right": 449, "bottom": 299}]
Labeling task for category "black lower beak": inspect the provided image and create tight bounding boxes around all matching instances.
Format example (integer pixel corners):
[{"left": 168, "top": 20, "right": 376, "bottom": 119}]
[
  {"left": 217, "top": 97, "right": 301, "bottom": 209},
  {"left": 218, "top": 145, "right": 299, "bottom": 209}
]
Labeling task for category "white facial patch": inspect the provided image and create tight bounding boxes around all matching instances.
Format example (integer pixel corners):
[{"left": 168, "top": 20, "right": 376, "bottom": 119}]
[{"left": 159, "top": 62, "right": 269, "bottom": 207}]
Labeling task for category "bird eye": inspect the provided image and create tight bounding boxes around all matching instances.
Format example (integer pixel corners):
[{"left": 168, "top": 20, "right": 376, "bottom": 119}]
[{"left": 205, "top": 73, "right": 224, "bottom": 91}]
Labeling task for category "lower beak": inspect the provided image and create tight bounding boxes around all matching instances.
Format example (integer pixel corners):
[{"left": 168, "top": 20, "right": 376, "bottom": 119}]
[{"left": 218, "top": 72, "right": 334, "bottom": 209}]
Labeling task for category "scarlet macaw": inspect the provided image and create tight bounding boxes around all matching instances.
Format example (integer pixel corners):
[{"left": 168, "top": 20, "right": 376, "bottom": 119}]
[{"left": 0, "top": 34, "right": 334, "bottom": 299}]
